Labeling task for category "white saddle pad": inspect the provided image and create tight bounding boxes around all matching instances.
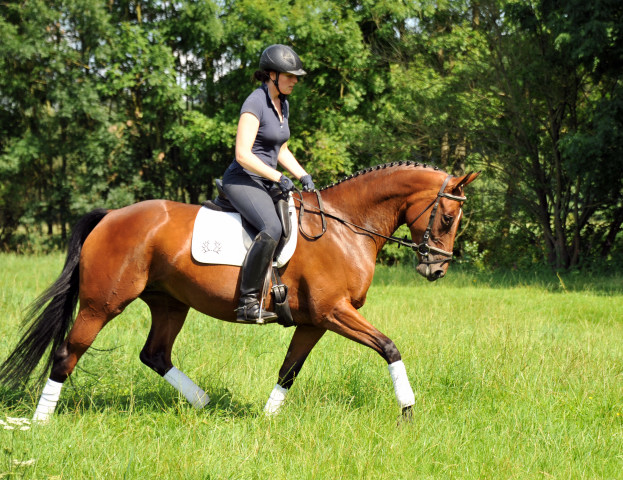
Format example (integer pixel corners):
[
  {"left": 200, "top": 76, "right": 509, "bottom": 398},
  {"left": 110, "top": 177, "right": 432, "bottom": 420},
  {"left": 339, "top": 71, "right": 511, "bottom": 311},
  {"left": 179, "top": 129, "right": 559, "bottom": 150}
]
[{"left": 191, "top": 196, "right": 297, "bottom": 267}]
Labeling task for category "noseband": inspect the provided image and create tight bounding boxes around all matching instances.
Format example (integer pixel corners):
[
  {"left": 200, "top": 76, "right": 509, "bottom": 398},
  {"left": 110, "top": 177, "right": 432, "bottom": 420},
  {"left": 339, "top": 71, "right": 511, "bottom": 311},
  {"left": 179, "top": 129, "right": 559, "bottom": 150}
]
[{"left": 294, "top": 174, "right": 466, "bottom": 266}]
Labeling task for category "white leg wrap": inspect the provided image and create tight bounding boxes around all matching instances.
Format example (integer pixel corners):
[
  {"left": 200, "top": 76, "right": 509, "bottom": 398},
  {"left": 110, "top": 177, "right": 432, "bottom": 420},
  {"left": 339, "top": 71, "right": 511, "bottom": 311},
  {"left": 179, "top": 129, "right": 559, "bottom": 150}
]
[
  {"left": 264, "top": 384, "right": 288, "bottom": 416},
  {"left": 163, "top": 367, "right": 209, "bottom": 409},
  {"left": 32, "top": 378, "right": 63, "bottom": 424},
  {"left": 388, "top": 360, "right": 415, "bottom": 408}
]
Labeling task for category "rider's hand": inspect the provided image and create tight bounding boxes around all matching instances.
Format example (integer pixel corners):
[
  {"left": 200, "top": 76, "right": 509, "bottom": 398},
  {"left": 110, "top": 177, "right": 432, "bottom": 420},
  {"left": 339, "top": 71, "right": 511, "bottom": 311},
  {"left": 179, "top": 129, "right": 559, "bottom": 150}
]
[
  {"left": 278, "top": 174, "right": 295, "bottom": 194},
  {"left": 300, "top": 174, "right": 315, "bottom": 192}
]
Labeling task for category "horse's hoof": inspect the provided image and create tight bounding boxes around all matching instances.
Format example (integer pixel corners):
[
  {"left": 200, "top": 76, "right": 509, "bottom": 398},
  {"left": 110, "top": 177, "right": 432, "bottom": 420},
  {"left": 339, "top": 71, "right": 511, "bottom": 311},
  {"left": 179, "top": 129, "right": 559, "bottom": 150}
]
[{"left": 398, "top": 405, "right": 413, "bottom": 425}]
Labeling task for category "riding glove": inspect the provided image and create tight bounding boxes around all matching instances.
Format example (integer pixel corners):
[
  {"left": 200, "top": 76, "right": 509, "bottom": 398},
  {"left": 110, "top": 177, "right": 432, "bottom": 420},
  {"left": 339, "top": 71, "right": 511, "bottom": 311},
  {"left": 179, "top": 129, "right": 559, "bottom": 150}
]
[
  {"left": 300, "top": 174, "right": 315, "bottom": 192},
  {"left": 278, "top": 174, "right": 295, "bottom": 194}
]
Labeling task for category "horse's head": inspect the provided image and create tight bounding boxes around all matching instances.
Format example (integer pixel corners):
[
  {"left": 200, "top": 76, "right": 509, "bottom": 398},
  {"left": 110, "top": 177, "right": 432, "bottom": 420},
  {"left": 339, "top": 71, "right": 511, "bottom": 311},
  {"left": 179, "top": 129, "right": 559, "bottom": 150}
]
[{"left": 406, "top": 171, "right": 480, "bottom": 281}]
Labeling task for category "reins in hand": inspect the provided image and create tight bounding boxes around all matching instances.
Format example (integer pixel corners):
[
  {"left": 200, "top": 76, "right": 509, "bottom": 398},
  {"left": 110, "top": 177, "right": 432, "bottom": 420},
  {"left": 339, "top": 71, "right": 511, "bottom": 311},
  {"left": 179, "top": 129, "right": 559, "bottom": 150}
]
[{"left": 294, "top": 188, "right": 327, "bottom": 240}]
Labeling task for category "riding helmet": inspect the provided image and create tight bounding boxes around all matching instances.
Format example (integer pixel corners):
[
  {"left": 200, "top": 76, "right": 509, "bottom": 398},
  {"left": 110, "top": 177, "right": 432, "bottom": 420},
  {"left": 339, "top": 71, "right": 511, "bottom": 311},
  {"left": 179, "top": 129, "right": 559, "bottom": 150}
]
[{"left": 259, "top": 44, "right": 307, "bottom": 76}]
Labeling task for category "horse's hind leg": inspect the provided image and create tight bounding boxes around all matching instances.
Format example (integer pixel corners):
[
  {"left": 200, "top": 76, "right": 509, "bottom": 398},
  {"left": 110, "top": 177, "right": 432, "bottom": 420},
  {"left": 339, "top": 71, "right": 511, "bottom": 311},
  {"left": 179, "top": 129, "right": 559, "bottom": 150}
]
[
  {"left": 33, "top": 303, "right": 123, "bottom": 422},
  {"left": 140, "top": 293, "right": 209, "bottom": 409},
  {"left": 34, "top": 256, "right": 150, "bottom": 422}
]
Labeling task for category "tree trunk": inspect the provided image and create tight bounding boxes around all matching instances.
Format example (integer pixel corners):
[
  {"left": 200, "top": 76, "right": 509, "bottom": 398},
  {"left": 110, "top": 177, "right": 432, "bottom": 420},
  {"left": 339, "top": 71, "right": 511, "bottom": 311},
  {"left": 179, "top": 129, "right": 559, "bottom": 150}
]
[{"left": 601, "top": 206, "right": 623, "bottom": 259}]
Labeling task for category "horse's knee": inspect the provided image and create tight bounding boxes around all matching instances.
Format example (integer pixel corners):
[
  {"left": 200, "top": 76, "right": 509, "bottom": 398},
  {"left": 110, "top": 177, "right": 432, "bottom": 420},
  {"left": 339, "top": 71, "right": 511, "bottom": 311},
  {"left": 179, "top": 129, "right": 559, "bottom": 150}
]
[{"left": 139, "top": 347, "right": 171, "bottom": 376}]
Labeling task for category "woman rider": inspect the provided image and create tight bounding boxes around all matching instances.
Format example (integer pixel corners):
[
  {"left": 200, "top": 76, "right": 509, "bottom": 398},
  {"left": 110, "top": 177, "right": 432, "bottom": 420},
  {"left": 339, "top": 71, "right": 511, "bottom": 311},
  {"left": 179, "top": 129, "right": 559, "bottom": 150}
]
[{"left": 221, "top": 44, "right": 315, "bottom": 323}]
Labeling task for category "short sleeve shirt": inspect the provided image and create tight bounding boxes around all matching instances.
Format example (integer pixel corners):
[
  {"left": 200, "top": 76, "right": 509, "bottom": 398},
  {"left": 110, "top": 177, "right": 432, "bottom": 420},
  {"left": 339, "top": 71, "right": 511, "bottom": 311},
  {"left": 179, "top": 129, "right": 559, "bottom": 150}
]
[{"left": 227, "top": 83, "right": 290, "bottom": 177}]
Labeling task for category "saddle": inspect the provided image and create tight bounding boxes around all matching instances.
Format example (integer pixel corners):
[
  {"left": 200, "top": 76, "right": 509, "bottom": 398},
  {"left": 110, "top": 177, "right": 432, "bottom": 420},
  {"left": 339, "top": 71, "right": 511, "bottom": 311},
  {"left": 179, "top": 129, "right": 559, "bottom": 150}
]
[
  {"left": 206, "top": 179, "right": 293, "bottom": 258},
  {"left": 198, "top": 180, "right": 295, "bottom": 327}
]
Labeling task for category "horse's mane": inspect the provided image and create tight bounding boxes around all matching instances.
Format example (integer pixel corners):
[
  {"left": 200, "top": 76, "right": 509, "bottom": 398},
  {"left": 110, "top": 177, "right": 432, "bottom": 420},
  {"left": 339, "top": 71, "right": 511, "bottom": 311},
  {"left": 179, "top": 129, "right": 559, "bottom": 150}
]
[{"left": 319, "top": 161, "right": 443, "bottom": 191}]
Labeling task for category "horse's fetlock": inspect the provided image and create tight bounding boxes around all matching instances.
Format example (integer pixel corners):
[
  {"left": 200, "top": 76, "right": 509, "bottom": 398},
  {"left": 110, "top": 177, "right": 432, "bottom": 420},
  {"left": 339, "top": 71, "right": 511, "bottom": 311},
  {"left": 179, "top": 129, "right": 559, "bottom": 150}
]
[
  {"left": 48, "top": 343, "right": 72, "bottom": 382},
  {"left": 139, "top": 348, "right": 169, "bottom": 376},
  {"left": 380, "top": 339, "right": 401, "bottom": 364}
]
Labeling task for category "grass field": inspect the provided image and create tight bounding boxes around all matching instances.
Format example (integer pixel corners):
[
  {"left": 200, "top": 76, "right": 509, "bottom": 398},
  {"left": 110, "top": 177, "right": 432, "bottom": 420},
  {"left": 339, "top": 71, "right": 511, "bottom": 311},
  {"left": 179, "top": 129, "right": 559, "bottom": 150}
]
[{"left": 0, "top": 253, "right": 622, "bottom": 479}]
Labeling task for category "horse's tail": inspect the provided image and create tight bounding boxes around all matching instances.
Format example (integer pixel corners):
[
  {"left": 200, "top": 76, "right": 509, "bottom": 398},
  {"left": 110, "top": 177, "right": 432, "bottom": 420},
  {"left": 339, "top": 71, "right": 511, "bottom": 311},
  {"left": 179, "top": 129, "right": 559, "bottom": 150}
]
[{"left": 0, "top": 208, "right": 109, "bottom": 390}]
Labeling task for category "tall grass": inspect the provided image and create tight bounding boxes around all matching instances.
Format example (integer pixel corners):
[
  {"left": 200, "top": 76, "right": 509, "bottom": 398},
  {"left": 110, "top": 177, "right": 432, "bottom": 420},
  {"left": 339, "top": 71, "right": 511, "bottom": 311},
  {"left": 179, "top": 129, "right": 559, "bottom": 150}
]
[{"left": 1, "top": 254, "right": 622, "bottom": 479}]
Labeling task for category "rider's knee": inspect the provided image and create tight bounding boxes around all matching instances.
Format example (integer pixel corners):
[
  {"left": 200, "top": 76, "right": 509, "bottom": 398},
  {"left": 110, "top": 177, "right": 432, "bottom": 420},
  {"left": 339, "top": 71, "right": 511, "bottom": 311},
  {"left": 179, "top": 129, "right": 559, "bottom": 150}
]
[{"left": 262, "top": 222, "right": 282, "bottom": 243}]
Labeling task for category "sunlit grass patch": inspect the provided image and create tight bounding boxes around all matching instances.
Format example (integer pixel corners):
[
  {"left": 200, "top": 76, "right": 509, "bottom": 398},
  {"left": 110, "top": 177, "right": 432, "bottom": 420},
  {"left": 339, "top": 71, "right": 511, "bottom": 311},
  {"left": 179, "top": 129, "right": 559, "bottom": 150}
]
[{"left": 0, "top": 255, "right": 622, "bottom": 479}]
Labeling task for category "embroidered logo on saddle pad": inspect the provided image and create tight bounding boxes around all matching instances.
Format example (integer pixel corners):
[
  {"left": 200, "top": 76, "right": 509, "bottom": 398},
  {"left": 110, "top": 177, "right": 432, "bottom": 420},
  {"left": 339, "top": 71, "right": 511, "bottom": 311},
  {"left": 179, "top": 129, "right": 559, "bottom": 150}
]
[{"left": 191, "top": 197, "right": 297, "bottom": 267}]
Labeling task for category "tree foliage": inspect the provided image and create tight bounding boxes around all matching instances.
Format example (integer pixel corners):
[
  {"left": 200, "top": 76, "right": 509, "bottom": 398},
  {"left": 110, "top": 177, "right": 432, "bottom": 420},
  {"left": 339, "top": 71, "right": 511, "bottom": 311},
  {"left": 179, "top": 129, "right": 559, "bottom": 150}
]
[{"left": 0, "top": 0, "right": 621, "bottom": 269}]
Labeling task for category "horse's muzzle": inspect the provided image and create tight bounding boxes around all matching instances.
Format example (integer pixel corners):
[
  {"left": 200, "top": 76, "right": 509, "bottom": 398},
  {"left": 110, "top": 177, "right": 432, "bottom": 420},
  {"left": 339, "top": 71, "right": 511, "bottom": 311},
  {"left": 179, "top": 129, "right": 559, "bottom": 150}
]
[{"left": 416, "top": 261, "right": 446, "bottom": 281}]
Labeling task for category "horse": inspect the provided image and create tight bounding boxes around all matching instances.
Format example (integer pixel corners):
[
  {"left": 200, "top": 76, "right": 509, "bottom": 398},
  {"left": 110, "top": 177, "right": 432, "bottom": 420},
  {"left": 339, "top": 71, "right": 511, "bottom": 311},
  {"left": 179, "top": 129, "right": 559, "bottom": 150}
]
[{"left": 0, "top": 162, "right": 478, "bottom": 422}]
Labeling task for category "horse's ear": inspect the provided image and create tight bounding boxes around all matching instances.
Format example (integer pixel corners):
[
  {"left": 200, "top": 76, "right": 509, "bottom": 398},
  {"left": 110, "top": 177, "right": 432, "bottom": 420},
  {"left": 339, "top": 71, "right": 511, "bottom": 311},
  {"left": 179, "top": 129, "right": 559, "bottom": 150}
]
[{"left": 453, "top": 171, "right": 480, "bottom": 191}]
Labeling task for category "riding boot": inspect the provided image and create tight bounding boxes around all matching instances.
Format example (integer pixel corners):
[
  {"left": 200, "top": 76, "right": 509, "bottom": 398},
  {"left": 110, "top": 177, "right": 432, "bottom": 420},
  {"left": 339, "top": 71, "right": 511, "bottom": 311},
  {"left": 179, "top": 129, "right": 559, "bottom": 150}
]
[{"left": 236, "top": 231, "right": 279, "bottom": 322}]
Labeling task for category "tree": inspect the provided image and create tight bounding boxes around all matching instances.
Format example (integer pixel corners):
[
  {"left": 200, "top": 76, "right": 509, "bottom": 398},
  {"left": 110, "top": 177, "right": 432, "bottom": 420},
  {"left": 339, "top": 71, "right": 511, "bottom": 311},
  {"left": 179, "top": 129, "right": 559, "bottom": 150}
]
[
  {"left": 0, "top": 0, "right": 117, "bottom": 248},
  {"left": 1, "top": 0, "right": 620, "bottom": 269},
  {"left": 478, "top": 0, "right": 623, "bottom": 268}
]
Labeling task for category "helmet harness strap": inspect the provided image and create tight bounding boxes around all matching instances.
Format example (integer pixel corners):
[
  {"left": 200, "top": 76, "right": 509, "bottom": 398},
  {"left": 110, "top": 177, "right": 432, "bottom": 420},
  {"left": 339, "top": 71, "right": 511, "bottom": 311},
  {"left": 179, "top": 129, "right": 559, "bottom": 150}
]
[{"left": 272, "top": 71, "right": 284, "bottom": 95}]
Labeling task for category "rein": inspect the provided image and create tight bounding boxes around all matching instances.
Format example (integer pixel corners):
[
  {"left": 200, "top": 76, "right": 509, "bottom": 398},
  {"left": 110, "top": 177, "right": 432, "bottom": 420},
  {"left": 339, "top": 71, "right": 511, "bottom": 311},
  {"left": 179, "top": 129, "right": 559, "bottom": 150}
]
[{"left": 293, "top": 174, "right": 466, "bottom": 265}]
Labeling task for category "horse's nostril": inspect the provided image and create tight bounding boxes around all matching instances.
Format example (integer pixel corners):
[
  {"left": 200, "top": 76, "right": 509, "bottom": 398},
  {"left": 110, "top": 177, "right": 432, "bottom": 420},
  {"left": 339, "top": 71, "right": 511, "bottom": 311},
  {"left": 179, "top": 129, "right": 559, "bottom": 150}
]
[{"left": 428, "top": 268, "right": 445, "bottom": 281}]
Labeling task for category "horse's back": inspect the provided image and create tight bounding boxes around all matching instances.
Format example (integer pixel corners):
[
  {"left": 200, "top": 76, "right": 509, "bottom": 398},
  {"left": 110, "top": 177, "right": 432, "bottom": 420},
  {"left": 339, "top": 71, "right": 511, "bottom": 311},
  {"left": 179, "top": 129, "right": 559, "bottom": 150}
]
[
  {"left": 82, "top": 199, "right": 194, "bottom": 252},
  {"left": 79, "top": 200, "right": 199, "bottom": 290}
]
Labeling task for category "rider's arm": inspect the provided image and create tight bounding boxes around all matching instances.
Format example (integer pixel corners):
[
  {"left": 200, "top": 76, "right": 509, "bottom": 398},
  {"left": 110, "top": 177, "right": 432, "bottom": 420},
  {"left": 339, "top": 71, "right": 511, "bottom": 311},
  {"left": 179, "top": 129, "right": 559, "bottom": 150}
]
[
  {"left": 235, "top": 112, "right": 282, "bottom": 182},
  {"left": 278, "top": 142, "right": 308, "bottom": 180}
]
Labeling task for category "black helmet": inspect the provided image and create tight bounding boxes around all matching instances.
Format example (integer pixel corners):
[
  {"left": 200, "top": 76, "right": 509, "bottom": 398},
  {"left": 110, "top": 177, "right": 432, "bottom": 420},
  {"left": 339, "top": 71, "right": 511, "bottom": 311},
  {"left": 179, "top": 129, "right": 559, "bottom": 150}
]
[{"left": 259, "top": 44, "right": 306, "bottom": 76}]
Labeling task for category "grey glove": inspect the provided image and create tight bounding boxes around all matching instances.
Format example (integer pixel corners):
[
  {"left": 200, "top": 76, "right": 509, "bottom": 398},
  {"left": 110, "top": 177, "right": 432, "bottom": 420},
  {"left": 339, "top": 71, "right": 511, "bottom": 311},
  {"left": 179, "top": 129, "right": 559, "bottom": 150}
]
[
  {"left": 278, "top": 174, "right": 295, "bottom": 194},
  {"left": 300, "top": 174, "right": 315, "bottom": 192}
]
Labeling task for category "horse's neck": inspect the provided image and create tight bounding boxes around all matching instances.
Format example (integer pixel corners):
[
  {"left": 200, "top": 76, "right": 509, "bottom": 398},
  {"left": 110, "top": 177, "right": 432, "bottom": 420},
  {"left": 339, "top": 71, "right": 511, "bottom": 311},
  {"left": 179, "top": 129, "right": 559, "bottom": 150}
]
[{"left": 322, "top": 168, "right": 432, "bottom": 239}]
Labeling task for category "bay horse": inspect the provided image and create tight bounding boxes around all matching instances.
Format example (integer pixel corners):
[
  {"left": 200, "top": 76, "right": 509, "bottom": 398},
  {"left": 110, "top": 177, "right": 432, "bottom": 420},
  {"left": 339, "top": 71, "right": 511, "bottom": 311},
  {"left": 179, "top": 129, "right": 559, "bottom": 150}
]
[{"left": 0, "top": 162, "right": 478, "bottom": 422}]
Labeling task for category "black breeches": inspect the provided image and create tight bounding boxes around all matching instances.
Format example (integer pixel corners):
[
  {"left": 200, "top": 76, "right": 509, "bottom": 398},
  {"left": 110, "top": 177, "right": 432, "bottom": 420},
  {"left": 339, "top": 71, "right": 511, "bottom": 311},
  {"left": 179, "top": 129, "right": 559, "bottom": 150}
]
[{"left": 221, "top": 172, "right": 282, "bottom": 242}]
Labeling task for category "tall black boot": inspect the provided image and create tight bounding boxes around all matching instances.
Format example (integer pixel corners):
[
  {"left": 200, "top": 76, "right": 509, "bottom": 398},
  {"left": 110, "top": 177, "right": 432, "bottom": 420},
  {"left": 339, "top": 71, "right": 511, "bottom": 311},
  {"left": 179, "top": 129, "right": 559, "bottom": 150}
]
[{"left": 236, "top": 231, "right": 278, "bottom": 323}]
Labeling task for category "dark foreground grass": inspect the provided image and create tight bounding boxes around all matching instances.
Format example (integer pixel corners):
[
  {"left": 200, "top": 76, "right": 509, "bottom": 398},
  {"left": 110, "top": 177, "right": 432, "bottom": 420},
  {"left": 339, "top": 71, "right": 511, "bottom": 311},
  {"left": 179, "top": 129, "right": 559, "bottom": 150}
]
[{"left": 1, "top": 254, "right": 622, "bottom": 479}]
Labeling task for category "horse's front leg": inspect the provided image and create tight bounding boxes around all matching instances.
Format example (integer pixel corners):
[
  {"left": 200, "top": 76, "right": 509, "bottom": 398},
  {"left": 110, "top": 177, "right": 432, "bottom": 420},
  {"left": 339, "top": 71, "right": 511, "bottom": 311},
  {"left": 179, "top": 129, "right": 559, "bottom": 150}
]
[
  {"left": 265, "top": 325, "right": 326, "bottom": 415},
  {"left": 321, "top": 299, "right": 415, "bottom": 418}
]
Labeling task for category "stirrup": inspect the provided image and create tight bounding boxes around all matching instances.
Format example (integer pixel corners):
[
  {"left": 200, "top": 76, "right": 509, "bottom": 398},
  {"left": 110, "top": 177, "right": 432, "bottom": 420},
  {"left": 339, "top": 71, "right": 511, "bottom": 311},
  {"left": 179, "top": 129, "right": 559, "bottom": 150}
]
[{"left": 235, "top": 301, "right": 278, "bottom": 324}]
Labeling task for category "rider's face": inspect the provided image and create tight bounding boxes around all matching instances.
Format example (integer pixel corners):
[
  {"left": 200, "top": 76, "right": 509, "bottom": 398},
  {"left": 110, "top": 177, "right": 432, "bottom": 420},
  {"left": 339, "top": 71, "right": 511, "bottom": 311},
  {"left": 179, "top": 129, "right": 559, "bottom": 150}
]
[{"left": 273, "top": 72, "right": 298, "bottom": 94}]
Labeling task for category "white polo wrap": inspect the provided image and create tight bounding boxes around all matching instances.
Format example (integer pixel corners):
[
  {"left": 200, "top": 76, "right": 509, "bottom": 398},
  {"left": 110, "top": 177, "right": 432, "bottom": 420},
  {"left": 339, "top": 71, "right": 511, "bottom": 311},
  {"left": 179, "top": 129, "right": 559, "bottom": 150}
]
[
  {"left": 163, "top": 367, "right": 209, "bottom": 409},
  {"left": 32, "top": 378, "right": 64, "bottom": 423},
  {"left": 388, "top": 360, "right": 415, "bottom": 408},
  {"left": 264, "top": 384, "right": 288, "bottom": 415}
]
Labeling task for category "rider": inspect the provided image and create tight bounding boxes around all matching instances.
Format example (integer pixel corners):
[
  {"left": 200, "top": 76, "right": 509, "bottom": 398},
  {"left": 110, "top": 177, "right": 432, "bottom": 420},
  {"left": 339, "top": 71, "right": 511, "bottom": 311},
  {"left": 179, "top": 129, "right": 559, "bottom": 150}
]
[{"left": 221, "top": 44, "right": 315, "bottom": 323}]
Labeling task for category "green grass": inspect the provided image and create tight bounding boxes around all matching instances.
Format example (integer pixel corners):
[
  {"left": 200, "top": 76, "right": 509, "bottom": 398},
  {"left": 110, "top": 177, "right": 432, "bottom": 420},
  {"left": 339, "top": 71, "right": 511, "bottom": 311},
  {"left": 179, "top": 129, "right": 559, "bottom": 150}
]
[{"left": 1, "top": 253, "right": 622, "bottom": 479}]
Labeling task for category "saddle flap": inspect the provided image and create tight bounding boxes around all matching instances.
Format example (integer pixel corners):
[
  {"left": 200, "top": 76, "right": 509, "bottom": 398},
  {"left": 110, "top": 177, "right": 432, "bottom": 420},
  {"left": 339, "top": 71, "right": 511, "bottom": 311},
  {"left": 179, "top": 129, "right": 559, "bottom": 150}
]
[{"left": 276, "top": 198, "right": 291, "bottom": 239}]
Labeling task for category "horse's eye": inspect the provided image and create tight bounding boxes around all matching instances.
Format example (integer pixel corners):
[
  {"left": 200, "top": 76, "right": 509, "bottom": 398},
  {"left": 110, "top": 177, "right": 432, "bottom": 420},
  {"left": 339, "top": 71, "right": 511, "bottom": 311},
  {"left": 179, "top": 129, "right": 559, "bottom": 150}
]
[{"left": 441, "top": 214, "right": 454, "bottom": 228}]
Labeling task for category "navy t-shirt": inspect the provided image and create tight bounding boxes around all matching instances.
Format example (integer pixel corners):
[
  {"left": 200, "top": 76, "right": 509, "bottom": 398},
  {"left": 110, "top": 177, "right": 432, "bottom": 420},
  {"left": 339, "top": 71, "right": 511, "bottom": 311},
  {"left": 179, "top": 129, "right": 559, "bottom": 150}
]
[{"left": 225, "top": 83, "right": 290, "bottom": 178}]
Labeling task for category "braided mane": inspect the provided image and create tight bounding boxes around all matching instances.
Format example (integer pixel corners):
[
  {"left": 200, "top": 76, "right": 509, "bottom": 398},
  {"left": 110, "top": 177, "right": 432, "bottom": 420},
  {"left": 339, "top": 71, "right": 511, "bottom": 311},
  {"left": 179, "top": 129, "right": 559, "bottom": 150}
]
[{"left": 319, "top": 161, "right": 442, "bottom": 191}]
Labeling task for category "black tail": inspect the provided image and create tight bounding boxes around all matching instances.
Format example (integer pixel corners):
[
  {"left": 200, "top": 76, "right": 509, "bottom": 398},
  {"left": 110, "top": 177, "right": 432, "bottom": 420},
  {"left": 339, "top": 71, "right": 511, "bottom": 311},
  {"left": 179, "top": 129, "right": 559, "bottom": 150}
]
[{"left": 0, "top": 209, "right": 109, "bottom": 389}]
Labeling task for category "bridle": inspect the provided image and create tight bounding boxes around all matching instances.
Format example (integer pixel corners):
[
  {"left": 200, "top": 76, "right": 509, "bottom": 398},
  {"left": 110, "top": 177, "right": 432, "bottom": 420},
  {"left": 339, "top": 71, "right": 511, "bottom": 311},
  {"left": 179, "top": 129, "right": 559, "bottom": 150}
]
[
  {"left": 293, "top": 174, "right": 467, "bottom": 266},
  {"left": 404, "top": 174, "right": 466, "bottom": 265}
]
